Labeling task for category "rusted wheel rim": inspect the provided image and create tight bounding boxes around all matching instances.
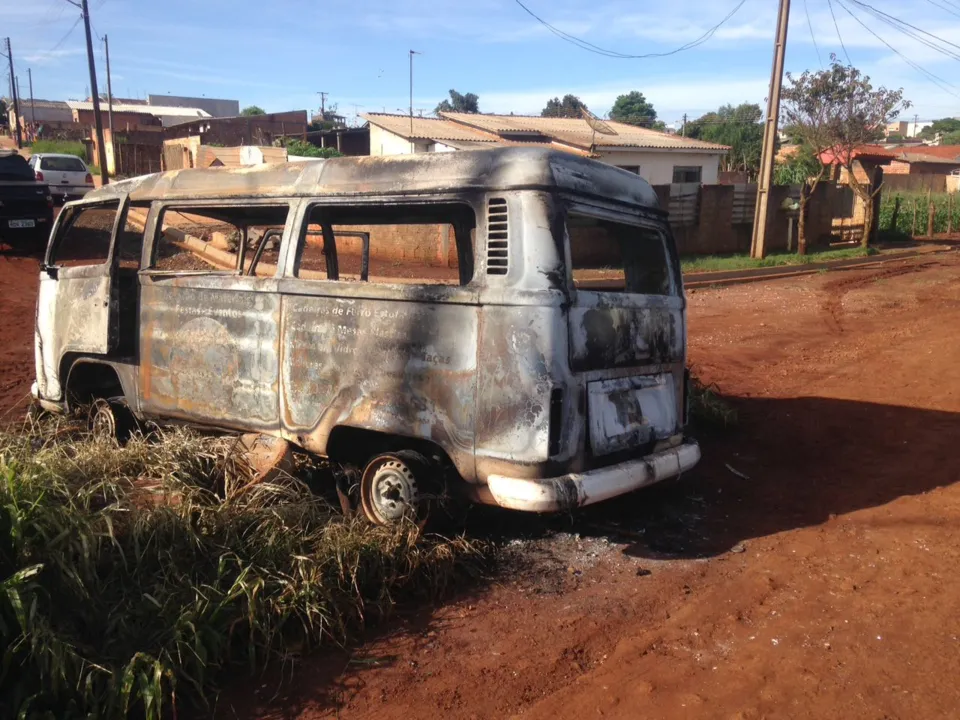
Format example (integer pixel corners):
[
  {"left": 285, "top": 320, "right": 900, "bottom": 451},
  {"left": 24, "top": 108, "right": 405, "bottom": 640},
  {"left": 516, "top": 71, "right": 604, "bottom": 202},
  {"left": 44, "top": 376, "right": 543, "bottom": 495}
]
[
  {"left": 88, "top": 399, "right": 117, "bottom": 443},
  {"left": 360, "top": 455, "right": 421, "bottom": 525}
]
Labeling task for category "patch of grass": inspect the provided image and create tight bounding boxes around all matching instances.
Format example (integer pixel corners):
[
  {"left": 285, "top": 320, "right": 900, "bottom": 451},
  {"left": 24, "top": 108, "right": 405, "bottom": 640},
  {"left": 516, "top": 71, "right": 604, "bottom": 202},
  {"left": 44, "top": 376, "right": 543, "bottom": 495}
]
[
  {"left": 688, "top": 374, "right": 738, "bottom": 429},
  {"left": 29, "top": 140, "right": 87, "bottom": 160},
  {"left": 681, "top": 246, "right": 879, "bottom": 274},
  {"left": 0, "top": 418, "right": 491, "bottom": 719}
]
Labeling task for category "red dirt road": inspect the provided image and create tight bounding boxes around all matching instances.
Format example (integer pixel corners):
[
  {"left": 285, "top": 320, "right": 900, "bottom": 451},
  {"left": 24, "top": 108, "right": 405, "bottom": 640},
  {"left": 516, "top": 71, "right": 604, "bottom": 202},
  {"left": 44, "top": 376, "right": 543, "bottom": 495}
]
[
  {"left": 1, "top": 248, "right": 959, "bottom": 718},
  {"left": 230, "top": 252, "right": 960, "bottom": 719}
]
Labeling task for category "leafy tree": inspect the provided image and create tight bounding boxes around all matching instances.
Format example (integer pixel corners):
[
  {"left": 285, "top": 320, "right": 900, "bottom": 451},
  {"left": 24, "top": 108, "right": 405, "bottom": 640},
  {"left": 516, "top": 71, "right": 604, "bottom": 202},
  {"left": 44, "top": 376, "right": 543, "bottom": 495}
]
[
  {"left": 774, "top": 144, "right": 822, "bottom": 185},
  {"left": 434, "top": 90, "right": 479, "bottom": 115},
  {"left": 781, "top": 60, "right": 909, "bottom": 254},
  {"left": 0, "top": 99, "right": 7, "bottom": 126},
  {"left": 686, "top": 103, "right": 763, "bottom": 175},
  {"left": 609, "top": 91, "right": 663, "bottom": 129},
  {"left": 541, "top": 94, "right": 587, "bottom": 118},
  {"left": 241, "top": 106, "right": 266, "bottom": 116},
  {"left": 941, "top": 129, "right": 960, "bottom": 145},
  {"left": 885, "top": 133, "right": 905, "bottom": 142},
  {"left": 917, "top": 117, "right": 960, "bottom": 141}
]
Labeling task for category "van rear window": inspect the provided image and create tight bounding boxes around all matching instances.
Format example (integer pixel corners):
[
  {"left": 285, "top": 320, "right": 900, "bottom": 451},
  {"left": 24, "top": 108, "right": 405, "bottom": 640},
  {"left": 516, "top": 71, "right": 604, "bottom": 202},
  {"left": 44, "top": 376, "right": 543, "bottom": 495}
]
[{"left": 567, "top": 213, "right": 674, "bottom": 295}]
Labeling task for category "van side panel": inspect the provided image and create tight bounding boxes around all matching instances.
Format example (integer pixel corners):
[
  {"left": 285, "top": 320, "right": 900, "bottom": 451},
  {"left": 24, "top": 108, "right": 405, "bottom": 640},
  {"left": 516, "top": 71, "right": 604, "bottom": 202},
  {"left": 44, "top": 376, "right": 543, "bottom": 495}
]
[
  {"left": 139, "top": 280, "right": 281, "bottom": 428},
  {"left": 474, "top": 304, "right": 582, "bottom": 481},
  {"left": 279, "top": 292, "right": 479, "bottom": 480}
]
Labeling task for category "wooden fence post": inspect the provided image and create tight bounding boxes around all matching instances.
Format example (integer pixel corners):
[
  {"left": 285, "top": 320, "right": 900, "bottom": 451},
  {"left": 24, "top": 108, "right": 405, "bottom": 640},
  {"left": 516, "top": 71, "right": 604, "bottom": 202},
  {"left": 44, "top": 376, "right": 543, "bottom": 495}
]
[
  {"left": 928, "top": 198, "right": 935, "bottom": 238},
  {"left": 890, "top": 196, "right": 901, "bottom": 232},
  {"left": 912, "top": 199, "right": 917, "bottom": 237},
  {"left": 949, "top": 193, "right": 953, "bottom": 236}
]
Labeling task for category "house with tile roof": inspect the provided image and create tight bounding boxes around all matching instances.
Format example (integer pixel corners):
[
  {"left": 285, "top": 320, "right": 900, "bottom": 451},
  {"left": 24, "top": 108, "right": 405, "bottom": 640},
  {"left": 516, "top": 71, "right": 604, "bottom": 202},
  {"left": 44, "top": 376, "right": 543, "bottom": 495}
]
[{"left": 362, "top": 111, "right": 729, "bottom": 185}]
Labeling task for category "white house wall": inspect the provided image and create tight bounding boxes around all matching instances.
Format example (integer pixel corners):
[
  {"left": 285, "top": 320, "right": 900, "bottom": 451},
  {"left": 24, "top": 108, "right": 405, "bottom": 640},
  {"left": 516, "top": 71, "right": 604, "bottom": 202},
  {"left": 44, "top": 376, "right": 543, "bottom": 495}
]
[
  {"left": 597, "top": 150, "right": 722, "bottom": 185},
  {"left": 369, "top": 124, "right": 723, "bottom": 184}
]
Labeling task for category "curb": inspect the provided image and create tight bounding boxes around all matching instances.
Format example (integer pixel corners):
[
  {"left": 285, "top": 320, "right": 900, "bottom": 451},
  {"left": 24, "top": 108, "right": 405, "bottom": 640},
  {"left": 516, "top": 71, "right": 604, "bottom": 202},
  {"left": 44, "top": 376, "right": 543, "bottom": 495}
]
[{"left": 683, "top": 247, "right": 952, "bottom": 289}]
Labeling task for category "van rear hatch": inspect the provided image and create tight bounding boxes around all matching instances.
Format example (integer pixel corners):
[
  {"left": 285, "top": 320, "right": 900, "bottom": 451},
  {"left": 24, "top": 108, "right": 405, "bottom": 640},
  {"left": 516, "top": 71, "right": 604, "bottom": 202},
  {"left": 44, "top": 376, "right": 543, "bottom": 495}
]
[{"left": 565, "top": 211, "right": 685, "bottom": 457}]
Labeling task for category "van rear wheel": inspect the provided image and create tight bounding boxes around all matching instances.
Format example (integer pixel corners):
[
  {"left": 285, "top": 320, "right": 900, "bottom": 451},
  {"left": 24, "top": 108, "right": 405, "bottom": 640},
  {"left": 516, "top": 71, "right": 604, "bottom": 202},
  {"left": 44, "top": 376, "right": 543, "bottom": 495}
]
[
  {"left": 359, "top": 451, "right": 432, "bottom": 525},
  {"left": 88, "top": 398, "right": 133, "bottom": 444}
]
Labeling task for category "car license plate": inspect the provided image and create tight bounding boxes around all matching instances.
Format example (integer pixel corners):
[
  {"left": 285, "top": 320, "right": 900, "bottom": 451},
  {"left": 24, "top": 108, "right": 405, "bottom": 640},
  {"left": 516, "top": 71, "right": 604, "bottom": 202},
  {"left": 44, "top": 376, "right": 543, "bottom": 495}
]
[{"left": 8, "top": 219, "right": 36, "bottom": 229}]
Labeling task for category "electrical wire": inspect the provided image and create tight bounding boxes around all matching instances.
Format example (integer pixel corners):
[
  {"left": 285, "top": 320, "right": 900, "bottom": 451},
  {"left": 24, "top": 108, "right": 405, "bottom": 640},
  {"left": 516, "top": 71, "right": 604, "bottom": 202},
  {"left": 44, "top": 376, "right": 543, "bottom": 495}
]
[
  {"left": 826, "top": 0, "right": 852, "bottom": 64},
  {"left": 847, "top": 0, "right": 960, "bottom": 58},
  {"left": 48, "top": 14, "right": 83, "bottom": 53},
  {"left": 804, "top": 0, "right": 824, "bottom": 67},
  {"left": 922, "top": 0, "right": 960, "bottom": 21},
  {"left": 835, "top": 0, "right": 960, "bottom": 99},
  {"left": 512, "top": 0, "right": 747, "bottom": 59}
]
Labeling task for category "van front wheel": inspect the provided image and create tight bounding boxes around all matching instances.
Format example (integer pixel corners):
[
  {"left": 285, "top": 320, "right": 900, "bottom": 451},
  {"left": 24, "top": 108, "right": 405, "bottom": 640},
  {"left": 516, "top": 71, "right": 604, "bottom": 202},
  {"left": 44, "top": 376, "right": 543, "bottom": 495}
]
[{"left": 359, "top": 451, "right": 431, "bottom": 525}]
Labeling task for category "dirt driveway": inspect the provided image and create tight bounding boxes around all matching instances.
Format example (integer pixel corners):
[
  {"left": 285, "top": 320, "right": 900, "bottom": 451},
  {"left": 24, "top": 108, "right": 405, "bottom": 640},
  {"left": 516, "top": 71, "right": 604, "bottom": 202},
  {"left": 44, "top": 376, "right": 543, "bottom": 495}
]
[
  {"left": 226, "top": 251, "right": 959, "bottom": 719},
  {"left": 1, "top": 248, "right": 959, "bottom": 718}
]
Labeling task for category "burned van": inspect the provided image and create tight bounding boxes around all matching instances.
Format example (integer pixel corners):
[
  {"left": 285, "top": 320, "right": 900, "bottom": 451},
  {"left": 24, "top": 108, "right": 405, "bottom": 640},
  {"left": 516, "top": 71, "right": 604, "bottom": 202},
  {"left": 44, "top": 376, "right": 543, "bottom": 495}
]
[{"left": 33, "top": 147, "right": 699, "bottom": 522}]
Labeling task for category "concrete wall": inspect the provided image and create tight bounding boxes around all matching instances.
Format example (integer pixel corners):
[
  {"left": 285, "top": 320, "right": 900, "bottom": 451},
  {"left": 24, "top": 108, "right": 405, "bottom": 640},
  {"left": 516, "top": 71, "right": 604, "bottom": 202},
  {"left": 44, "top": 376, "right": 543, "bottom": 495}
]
[
  {"left": 148, "top": 94, "right": 239, "bottom": 118},
  {"left": 598, "top": 150, "right": 722, "bottom": 185},
  {"left": 369, "top": 125, "right": 421, "bottom": 155}
]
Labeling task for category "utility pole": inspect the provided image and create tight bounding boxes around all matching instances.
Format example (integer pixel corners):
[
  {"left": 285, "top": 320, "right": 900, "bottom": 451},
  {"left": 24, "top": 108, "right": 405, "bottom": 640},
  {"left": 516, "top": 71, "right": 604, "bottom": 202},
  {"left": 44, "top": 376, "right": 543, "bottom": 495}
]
[
  {"left": 409, "top": 50, "right": 421, "bottom": 146},
  {"left": 317, "top": 91, "right": 328, "bottom": 119},
  {"left": 913, "top": 113, "right": 919, "bottom": 138},
  {"left": 5, "top": 38, "right": 22, "bottom": 148},
  {"left": 682, "top": 113, "right": 687, "bottom": 137},
  {"left": 28, "top": 68, "right": 35, "bottom": 125},
  {"left": 79, "top": 0, "right": 109, "bottom": 184},
  {"left": 104, "top": 35, "right": 114, "bottom": 149},
  {"left": 750, "top": 0, "right": 790, "bottom": 259}
]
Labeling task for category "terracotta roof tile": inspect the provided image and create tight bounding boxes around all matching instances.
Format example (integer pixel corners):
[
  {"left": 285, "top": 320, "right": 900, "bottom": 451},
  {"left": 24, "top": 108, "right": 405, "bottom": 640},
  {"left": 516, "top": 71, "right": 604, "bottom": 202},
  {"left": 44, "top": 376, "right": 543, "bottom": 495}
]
[{"left": 439, "top": 112, "right": 729, "bottom": 151}]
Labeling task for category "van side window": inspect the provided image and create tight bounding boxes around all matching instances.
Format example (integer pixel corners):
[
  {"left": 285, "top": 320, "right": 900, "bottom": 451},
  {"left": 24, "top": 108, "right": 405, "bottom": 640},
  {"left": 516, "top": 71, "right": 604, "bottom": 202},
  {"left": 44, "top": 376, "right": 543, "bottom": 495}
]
[
  {"left": 567, "top": 213, "right": 674, "bottom": 296},
  {"left": 117, "top": 205, "right": 148, "bottom": 270},
  {"left": 296, "top": 203, "right": 475, "bottom": 286},
  {"left": 150, "top": 205, "right": 289, "bottom": 275},
  {"left": 51, "top": 201, "right": 119, "bottom": 267}
]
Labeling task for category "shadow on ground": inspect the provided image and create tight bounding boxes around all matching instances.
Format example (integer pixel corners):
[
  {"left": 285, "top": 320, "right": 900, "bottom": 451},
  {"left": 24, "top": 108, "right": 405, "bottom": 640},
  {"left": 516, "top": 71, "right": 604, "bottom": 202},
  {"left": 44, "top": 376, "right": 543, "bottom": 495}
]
[{"left": 216, "top": 394, "right": 958, "bottom": 719}]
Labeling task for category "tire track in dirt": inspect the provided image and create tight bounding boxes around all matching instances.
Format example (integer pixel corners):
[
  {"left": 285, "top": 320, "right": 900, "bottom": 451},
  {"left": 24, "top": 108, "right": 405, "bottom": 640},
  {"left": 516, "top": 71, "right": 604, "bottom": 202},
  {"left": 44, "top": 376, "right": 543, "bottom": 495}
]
[{"left": 819, "top": 261, "right": 929, "bottom": 333}]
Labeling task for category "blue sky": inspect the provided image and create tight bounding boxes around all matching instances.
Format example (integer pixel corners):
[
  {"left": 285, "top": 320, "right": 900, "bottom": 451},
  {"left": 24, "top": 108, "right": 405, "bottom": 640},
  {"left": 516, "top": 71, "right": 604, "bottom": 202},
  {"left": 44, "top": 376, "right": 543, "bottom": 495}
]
[{"left": 3, "top": 0, "right": 960, "bottom": 127}]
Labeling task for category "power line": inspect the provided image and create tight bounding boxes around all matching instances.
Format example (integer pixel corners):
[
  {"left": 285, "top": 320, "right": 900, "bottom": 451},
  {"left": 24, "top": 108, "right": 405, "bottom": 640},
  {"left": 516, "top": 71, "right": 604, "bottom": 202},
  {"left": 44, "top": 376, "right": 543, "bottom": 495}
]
[
  {"left": 803, "top": 0, "right": 823, "bottom": 67},
  {"left": 835, "top": 0, "right": 960, "bottom": 99},
  {"left": 48, "top": 14, "right": 83, "bottom": 53},
  {"left": 512, "top": 0, "right": 748, "bottom": 59},
  {"left": 847, "top": 0, "right": 960, "bottom": 58},
  {"left": 826, "top": 0, "right": 852, "bottom": 63},
  {"left": 922, "top": 0, "right": 960, "bottom": 20}
]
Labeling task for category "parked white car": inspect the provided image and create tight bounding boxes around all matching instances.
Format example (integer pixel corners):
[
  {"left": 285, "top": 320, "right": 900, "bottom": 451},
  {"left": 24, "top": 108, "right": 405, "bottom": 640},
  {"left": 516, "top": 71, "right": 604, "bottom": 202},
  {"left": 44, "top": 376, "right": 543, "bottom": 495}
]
[{"left": 28, "top": 153, "right": 95, "bottom": 204}]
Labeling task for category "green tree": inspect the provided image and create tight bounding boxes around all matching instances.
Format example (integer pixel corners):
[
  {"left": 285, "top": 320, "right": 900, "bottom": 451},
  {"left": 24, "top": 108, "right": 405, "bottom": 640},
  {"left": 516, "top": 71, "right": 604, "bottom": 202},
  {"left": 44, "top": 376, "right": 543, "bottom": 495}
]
[
  {"left": 940, "top": 129, "right": 960, "bottom": 145},
  {"left": 541, "top": 94, "right": 587, "bottom": 118},
  {"left": 774, "top": 144, "right": 822, "bottom": 185},
  {"left": 686, "top": 103, "right": 763, "bottom": 175},
  {"left": 917, "top": 117, "right": 960, "bottom": 141},
  {"left": 281, "top": 138, "right": 343, "bottom": 158},
  {"left": 609, "top": 91, "right": 663, "bottom": 129},
  {"left": 781, "top": 60, "right": 909, "bottom": 253},
  {"left": 0, "top": 99, "right": 7, "bottom": 127},
  {"left": 435, "top": 90, "right": 480, "bottom": 114},
  {"left": 241, "top": 106, "right": 266, "bottom": 116}
]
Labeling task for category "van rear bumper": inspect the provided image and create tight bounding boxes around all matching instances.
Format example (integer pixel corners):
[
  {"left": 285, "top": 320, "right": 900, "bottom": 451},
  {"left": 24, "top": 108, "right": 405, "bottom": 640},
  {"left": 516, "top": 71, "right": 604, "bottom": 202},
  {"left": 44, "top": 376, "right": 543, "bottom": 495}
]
[{"left": 485, "top": 441, "right": 701, "bottom": 512}]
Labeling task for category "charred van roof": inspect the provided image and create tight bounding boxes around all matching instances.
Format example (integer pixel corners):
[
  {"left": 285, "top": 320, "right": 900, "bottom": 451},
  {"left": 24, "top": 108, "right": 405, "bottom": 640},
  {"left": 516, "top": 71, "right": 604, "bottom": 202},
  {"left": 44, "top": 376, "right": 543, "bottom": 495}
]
[{"left": 87, "top": 147, "right": 661, "bottom": 209}]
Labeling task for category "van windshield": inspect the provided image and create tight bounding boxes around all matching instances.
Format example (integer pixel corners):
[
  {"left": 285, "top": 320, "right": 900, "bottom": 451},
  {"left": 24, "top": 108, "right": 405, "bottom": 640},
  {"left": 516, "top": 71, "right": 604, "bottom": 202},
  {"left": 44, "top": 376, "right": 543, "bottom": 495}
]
[{"left": 567, "top": 212, "right": 674, "bottom": 295}]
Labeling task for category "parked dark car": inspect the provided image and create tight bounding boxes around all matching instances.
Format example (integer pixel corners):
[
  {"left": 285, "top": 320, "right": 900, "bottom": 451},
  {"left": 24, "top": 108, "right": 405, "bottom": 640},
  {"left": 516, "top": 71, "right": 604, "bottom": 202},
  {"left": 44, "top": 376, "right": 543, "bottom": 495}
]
[{"left": 0, "top": 150, "right": 54, "bottom": 249}]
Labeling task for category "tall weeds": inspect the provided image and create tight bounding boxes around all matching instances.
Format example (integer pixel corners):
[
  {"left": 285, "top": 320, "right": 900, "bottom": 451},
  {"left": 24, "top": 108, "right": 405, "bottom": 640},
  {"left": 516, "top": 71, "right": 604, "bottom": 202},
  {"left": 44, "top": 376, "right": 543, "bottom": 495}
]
[{"left": 0, "top": 419, "right": 490, "bottom": 718}]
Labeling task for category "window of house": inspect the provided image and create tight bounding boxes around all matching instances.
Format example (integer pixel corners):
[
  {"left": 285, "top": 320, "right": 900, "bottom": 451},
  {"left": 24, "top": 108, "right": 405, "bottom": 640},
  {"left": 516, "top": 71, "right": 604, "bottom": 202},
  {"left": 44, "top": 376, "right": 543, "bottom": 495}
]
[
  {"left": 566, "top": 212, "right": 674, "bottom": 296},
  {"left": 150, "top": 205, "right": 289, "bottom": 275},
  {"left": 617, "top": 165, "right": 641, "bottom": 175},
  {"left": 50, "top": 201, "right": 119, "bottom": 267},
  {"left": 672, "top": 166, "right": 703, "bottom": 184},
  {"left": 295, "top": 203, "right": 476, "bottom": 286}
]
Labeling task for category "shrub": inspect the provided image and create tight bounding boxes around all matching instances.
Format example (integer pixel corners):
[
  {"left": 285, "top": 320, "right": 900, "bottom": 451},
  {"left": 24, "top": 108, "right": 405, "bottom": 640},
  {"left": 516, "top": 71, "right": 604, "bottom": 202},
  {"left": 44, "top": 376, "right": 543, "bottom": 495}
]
[
  {"left": 0, "top": 419, "right": 491, "bottom": 718},
  {"left": 30, "top": 140, "right": 87, "bottom": 160},
  {"left": 283, "top": 139, "right": 343, "bottom": 159}
]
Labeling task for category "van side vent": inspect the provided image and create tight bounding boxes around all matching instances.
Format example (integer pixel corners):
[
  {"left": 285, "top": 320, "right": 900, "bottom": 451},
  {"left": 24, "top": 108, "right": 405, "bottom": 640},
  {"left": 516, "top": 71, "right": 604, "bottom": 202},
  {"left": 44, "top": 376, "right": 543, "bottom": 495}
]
[{"left": 486, "top": 197, "right": 509, "bottom": 275}]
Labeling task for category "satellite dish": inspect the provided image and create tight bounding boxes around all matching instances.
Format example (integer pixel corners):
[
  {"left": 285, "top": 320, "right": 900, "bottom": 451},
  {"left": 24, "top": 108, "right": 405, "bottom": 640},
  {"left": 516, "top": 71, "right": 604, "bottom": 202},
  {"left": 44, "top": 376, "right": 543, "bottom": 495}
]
[{"left": 580, "top": 107, "right": 618, "bottom": 136}]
